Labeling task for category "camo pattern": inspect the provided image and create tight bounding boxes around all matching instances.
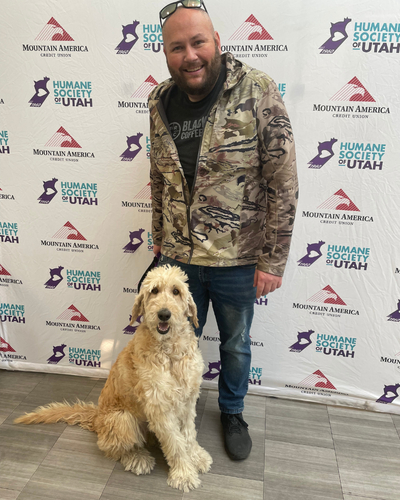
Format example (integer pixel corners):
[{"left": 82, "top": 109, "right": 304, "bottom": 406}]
[{"left": 149, "top": 52, "right": 298, "bottom": 276}]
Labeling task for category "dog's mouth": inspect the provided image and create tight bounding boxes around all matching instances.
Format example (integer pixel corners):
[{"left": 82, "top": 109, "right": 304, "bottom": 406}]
[{"left": 157, "top": 322, "right": 170, "bottom": 335}]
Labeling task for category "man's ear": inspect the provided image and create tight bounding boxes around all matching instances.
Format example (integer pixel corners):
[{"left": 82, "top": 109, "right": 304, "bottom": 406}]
[
  {"left": 214, "top": 31, "right": 222, "bottom": 54},
  {"left": 130, "top": 291, "right": 145, "bottom": 325}
]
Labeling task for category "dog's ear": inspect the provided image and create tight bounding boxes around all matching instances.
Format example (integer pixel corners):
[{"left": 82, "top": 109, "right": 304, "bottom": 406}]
[
  {"left": 187, "top": 293, "right": 199, "bottom": 328},
  {"left": 129, "top": 291, "right": 145, "bottom": 325}
]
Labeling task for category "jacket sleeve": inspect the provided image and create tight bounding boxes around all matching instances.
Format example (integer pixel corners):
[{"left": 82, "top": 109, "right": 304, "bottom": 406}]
[
  {"left": 256, "top": 80, "right": 298, "bottom": 277},
  {"left": 149, "top": 108, "right": 164, "bottom": 247}
]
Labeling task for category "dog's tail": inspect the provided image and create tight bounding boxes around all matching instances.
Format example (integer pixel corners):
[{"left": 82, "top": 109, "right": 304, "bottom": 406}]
[{"left": 13, "top": 400, "right": 98, "bottom": 431}]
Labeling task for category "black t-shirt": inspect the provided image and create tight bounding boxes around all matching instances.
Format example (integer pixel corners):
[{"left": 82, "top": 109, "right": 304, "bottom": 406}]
[{"left": 166, "top": 65, "right": 226, "bottom": 194}]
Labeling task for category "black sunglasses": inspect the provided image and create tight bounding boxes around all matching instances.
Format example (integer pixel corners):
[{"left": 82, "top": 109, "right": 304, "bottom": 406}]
[{"left": 159, "top": 0, "right": 208, "bottom": 27}]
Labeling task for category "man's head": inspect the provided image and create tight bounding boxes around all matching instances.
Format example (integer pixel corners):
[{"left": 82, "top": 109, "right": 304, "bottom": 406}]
[{"left": 162, "top": 6, "right": 222, "bottom": 102}]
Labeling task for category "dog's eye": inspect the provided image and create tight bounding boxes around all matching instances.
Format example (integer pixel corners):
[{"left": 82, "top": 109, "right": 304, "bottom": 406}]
[
  {"left": 151, "top": 287, "right": 158, "bottom": 294},
  {"left": 173, "top": 288, "right": 180, "bottom": 296}
]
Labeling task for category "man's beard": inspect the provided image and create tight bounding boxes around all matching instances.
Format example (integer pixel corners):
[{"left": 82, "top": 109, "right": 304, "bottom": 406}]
[{"left": 167, "top": 41, "right": 222, "bottom": 98}]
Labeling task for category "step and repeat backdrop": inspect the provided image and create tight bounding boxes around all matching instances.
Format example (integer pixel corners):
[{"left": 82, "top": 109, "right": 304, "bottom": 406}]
[{"left": 2, "top": 0, "right": 400, "bottom": 414}]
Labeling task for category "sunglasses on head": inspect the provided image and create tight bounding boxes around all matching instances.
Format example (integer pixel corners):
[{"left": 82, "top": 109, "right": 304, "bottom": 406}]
[{"left": 159, "top": 0, "right": 208, "bottom": 27}]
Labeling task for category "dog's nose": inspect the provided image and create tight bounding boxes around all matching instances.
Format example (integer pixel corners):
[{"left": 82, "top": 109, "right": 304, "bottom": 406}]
[{"left": 158, "top": 309, "right": 171, "bottom": 322}]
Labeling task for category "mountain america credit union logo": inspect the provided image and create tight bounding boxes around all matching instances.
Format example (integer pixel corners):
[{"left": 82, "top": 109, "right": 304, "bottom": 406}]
[
  {"left": 46, "top": 304, "right": 101, "bottom": 333},
  {"left": 221, "top": 15, "right": 287, "bottom": 58},
  {"left": 302, "top": 189, "right": 374, "bottom": 226},
  {"left": 0, "top": 264, "right": 23, "bottom": 287},
  {"left": 118, "top": 76, "right": 158, "bottom": 113},
  {"left": 313, "top": 77, "right": 389, "bottom": 118},
  {"left": 285, "top": 370, "right": 350, "bottom": 399},
  {"left": 33, "top": 127, "right": 95, "bottom": 162},
  {"left": 41, "top": 221, "right": 99, "bottom": 253},
  {"left": 293, "top": 284, "right": 360, "bottom": 318},
  {"left": 122, "top": 182, "right": 152, "bottom": 213},
  {"left": 23, "top": 17, "right": 89, "bottom": 57},
  {"left": 0, "top": 337, "right": 27, "bottom": 362}
]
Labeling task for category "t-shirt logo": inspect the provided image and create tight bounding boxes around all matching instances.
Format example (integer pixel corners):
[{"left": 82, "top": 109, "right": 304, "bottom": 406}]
[{"left": 169, "top": 122, "right": 181, "bottom": 140}]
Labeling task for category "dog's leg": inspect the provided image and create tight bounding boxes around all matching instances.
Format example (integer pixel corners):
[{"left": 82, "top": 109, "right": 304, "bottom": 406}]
[
  {"left": 147, "top": 413, "right": 201, "bottom": 492},
  {"left": 180, "top": 395, "right": 212, "bottom": 474},
  {"left": 96, "top": 410, "right": 155, "bottom": 474}
]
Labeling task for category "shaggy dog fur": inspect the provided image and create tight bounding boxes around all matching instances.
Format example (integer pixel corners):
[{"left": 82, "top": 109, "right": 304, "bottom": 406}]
[{"left": 14, "top": 264, "right": 212, "bottom": 492}]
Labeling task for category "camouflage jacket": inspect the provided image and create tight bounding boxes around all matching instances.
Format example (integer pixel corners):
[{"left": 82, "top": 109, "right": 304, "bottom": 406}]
[{"left": 148, "top": 52, "right": 298, "bottom": 276}]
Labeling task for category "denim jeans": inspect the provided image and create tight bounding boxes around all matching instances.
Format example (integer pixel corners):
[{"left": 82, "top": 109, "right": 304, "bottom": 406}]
[{"left": 159, "top": 254, "right": 257, "bottom": 414}]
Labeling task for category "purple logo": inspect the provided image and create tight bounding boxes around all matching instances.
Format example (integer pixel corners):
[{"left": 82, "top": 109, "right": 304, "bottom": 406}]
[
  {"left": 376, "top": 383, "right": 400, "bottom": 404},
  {"left": 47, "top": 343, "right": 67, "bottom": 364},
  {"left": 388, "top": 300, "right": 400, "bottom": 322},
  {"left": 298, "top": 241, "right": 325, "bottom": 267},
  {"left": 29, "top": 76, "right": 51, "bottom": 107},
  {"left": 116, "top": 21, "right": 140, "bottom": 54},
  {"left": 44, "top": 266, "right": 64, "bottom": 289},
  {"left": 120, "top": 133, "right": 143, "bottom": 161},
  {"left": 289, "top": 329, "right": 314, "bottom": 352},
  {"left": 320, "top": 18, "right": 351, "bottom": 54},
  {"left": 308, "top": 139, "right": 337, "bottom": 169},
  {"left": 203, "top": 360, "right": 221, "bottom": 380},
  {"left": 38, "top": 178, "right": 58, "bottom": 204},
  {"left": 123, "top": 228, "right": 145, "bottom": 253},
  {"left": 123, "top": 314, "right": 143, "bottom": 334}
]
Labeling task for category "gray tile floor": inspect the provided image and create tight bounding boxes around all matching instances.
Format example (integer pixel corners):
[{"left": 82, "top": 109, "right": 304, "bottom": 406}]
[{"left": 1, "top": 371, "right": 400, "bottom": 500}]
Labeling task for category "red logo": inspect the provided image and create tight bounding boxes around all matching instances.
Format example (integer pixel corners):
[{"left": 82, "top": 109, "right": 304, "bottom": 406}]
[
  {"left": 131, "top": 76, "right": 158, "bottom": 98},
  {"left": 229, "top": 15, "right": 273, "bottom": 40},
  {"left": 0, "top": 264, "right": 11, "bottom": 276},
  {"left": 299, "top": 370, "right": 337, "bottom": 390},
  {"left": 330, "top": 77, "right": 375, "bottom": 102},
  {"left": 134, "top": 182, "right": 152, "bottom": 199},
  {"left": 52, "top": 221, "right": 86, "bottom": 240},
  {"left": 45, "top": 127, "right": 81, "bottom": 148},
  {"left": 318, "top": 189, "right": 359, "bottom": 211},
  {"left": 0, "top": 337, "right": 16, "bottom": 352},
  {"left": 35, "top": 18, "right": 73, "bottom": 41},
  {"left": 307, "top": 285, "right": 346, "bottom": 305},
  {"left": 56, "top": 305, "right": 89, "bottom": 322}
]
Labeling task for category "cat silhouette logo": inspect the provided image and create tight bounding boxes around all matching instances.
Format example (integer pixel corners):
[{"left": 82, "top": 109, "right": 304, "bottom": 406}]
[
  {"left": 116, "top": 21, "right": 140, "bottom": 54},
  {"left": 376, "top": 383, "right": 400, "bottom": 404},
  {"left": 320, "top": 18, "right": 351, "bottom": 54},
  {"left": 203, "top": 360, "right": 221, "bottom": 380},
  {"left": 298, "top": 241, "right": 325, "bottom": 267},
  {"left": 307, "top": 285, "right": 346, "bottom": 305},
  {"left": 330, "top": 77, "right": 375, "bottom": 102},
  {"left": 289, "top": 330, "right": 314, "bottom": 352},
  {"left": 123, "top": 228, "right": 145, "bottom": 254},
  {"left": 123, "top": 314, "right": 143, "bottom": 335},
  {"left": 47, "top": 343, "right": 67, "bottom": 364},
  {"left": 35, "top": 18, "right": 73, "bottom": 41},
  {"left": 0, "top": 337, "right": 16, "bottom": 353},
  {"left": 308, "top": 138, "right": 337, "bottom": 169},
  {"left": 45, "top": 127, "right": 81, "bottom": 148},
  {"left": 38, "top": 178, "right": 58, "bottom": 204},
  {"left": 120, "top": 133, "right": 143, "bottom": 161},
  {"left": 29, "top": 76, "right": 51, "bottom": 107},
  {"left": 387, "top": 300, "right": 400, "bottom": 322},
  {"left": 229, "top": 15, "right": 273, "bottom": 40},
  {"left": 317, "top": 189, "right": 360, "bottom": 211},
  {"left": 52, "top": 222, "right": 86, "bottom": 240},
  {"left": 44, "top": 266, "right": 64, "bottom": 289},
  {"left": 56, "top": 305, "right": 89, "bottom": 322}
]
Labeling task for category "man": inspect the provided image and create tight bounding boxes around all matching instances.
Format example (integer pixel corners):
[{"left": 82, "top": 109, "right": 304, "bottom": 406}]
[{"left": 148, "top": 0, "right": 298, "bottom": 460}]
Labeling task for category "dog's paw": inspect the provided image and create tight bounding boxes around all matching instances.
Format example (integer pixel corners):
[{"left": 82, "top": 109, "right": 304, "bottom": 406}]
[
  {"left": 122, "top": 450, "right": 156, "bottom": 475},
  {"left": 167, "top": 467, "right": 201, "bottom": 492},
  {"left": 192, "top": 446, "right": 212, "bottom": 474}
]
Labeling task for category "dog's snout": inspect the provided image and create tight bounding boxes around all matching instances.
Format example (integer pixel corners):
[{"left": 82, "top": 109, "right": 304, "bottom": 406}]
[{"left": 158, "top": 308, "right": 171, "bottom": 322}]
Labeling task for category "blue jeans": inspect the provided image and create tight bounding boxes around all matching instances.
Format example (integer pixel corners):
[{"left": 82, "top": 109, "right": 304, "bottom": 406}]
[{"left": 159, "top": 255, "right": 257, "bottom": 414}]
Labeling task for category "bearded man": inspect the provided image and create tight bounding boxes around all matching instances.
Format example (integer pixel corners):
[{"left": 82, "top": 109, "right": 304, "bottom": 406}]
[{"left": 148, "top": 0, "right": 298, "bottom": 461}]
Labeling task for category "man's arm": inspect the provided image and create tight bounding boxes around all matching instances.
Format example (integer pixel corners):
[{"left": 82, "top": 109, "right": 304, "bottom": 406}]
[
  {"left": 149, "top": 110, "right": 164, "bottom": 254},
  {"left": 256, "top": 79, "right": 298, "bottom": 282}
]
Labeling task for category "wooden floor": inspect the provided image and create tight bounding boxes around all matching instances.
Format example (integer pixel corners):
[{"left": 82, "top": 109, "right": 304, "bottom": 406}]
[{"left": 1, "top": 370, "right": 400, "bottom": 500}]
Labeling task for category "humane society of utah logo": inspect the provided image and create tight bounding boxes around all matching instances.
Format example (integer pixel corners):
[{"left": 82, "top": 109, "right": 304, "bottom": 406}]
[
  {"left": 0, "top": 303, "right": 25, "bottom": 324},
  {"left": 38, "top": 178, "right": 98, "bottom": 206},
  {"left": 0, "top": 221, "right": 19, "bottom": 244},
  {"left": 221, "top": 14, "right": 287, "bottom": 59},
  {"left": 115, "top": 19, "right": 163, "bottom": 54},
  {"left": 123, "top": 228, "right": 153, "bottom": 253},
  {"left": 0, "top": 131, "right": 10, "bottom": 154},
  {"left": 120, "top": 133, "right": 148, "bottom": 161},
  {"left": 23, "top": 17, "right": 89, "bottom": 58},
  {"left": 33, "top": 127, "right": 95, "bottom": 163},
  {"left": 353, "top": 21, "right": 400, "bottom": 54},
  {"left": 44, "top": 266, "right": 101, "bottom": 292},
  {"left": 320, "top": 18, "right": 351, "bottom": 54},
  {"left": 302, "top": 189, "right": 374, "bottom": 226},
  {"left": 29, "top": 77, "right": 93, "bottom": 108},
  {"left": 46, "top": 343, "right": 101, "bottom": 368}
]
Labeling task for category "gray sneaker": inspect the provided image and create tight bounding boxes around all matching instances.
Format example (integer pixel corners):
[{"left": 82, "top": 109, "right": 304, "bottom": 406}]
[{"left": 220, "top": 412, "right": 252, "bottom": 460}]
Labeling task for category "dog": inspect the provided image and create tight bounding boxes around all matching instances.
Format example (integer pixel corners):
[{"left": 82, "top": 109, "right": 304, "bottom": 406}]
[{"left": 14, "top": 264, "right": 212, "bottom": 491}]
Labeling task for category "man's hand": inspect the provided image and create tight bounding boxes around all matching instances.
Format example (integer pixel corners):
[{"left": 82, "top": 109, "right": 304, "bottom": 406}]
[
  {"left": 253, "top": 269, "right": 282, "bottom": 299},
  {"left": 153, "top": 245, "right": 161, "bottom": 256}
]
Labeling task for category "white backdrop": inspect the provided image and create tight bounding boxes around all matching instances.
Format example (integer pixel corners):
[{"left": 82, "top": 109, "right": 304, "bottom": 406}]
[{"left": 2, "top": 0, "right": 400, "bottom": 414}]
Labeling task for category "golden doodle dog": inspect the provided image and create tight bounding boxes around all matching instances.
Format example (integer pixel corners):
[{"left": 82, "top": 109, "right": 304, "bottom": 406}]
[{"left": 14, "top": 264, "right": 212, "bottom": 492}]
